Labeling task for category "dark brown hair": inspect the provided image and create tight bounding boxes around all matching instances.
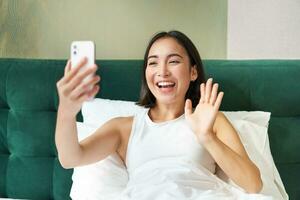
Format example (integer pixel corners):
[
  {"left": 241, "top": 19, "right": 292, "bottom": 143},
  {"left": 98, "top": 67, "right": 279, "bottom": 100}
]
[{"left": 137, "top": 30, "right": 206, "bottom": 108}]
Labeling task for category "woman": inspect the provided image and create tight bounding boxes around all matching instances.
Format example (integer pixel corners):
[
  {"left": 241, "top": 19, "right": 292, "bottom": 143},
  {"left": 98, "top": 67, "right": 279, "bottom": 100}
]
[{"left": 55, "top": 31, "right": 263, "bottom": 197}]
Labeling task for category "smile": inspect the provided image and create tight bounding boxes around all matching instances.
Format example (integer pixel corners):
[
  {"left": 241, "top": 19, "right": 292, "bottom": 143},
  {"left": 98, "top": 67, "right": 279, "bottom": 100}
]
[{"left": 156, "top": 81, "right": 176, "bottom": 88}]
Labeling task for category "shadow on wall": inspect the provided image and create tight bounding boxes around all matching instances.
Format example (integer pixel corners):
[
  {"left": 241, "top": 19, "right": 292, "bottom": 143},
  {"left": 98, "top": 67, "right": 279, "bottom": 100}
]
[
  {"left": 0, "top": 1, "right": 44, "bottom": 58},
  {"left": 0, "top": 0, "right": 227, "bottom": 59}
]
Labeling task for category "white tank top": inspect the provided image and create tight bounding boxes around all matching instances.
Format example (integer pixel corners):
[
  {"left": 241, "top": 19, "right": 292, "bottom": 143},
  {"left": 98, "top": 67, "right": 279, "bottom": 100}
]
[
  {"left": 119, "top": 109, "right": 271, "bottom": 199},
  {"left": 125, "top": 108, "right": 216, "bottom": 178}
]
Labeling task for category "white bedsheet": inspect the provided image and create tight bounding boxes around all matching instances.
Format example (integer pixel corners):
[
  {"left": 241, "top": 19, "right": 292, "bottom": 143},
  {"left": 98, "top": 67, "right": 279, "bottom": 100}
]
[{"left": 106, "top": 157, "right": 273, "bottom": 200}]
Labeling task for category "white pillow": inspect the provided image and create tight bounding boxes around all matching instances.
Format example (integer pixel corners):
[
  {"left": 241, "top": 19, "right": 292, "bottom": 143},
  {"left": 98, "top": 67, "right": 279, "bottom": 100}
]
[
  {"left": 81, "top": 98, "right": 144, "bottom": 127},
  {"left": 217, "top": 114, "right": 288, "bottom": 200},
  {"left": 71, "top": 98, "right": 288, "bottom": 200}
]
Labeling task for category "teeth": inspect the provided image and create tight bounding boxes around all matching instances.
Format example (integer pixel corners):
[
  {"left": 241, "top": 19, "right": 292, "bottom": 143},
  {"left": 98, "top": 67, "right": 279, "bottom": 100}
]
[{"left": 157, "top": 81, "right": 175, "bottom": 87}]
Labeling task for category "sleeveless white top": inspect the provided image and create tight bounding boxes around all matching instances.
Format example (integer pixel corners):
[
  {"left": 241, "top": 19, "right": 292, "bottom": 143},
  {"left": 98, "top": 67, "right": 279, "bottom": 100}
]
[
  {"left": 126, "top": 108, "right": 216, "bottom": 181},
  {"left": 118, "top": 109, "right": 271, "bottom": 199}
]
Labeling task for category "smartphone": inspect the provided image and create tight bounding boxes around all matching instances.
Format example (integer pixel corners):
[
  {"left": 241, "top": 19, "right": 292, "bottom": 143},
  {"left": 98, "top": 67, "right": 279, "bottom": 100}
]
[
  {"left": 70, "top": 41, "right": 96, "bottom": 97},
  {"left": 71, "top": 41, "right": 95, "bottom": 70}
]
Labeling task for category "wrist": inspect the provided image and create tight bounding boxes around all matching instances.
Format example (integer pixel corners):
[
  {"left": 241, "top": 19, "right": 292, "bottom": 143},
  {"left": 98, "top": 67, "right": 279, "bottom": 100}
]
[
  {"left": 57, "top": 106, "right": 77, "bottom": 120},
  {"left": 198, "top": 132, "right": 218, "bottom": 148}
]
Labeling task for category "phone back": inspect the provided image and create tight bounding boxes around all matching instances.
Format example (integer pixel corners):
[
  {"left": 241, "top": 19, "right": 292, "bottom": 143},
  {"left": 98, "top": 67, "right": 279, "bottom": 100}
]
[{"left": 71, "top": 41, "right": 95, "bottom": 69}]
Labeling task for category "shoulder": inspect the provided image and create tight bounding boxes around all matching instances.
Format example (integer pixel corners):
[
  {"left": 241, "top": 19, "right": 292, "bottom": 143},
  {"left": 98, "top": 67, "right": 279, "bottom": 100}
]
[
  {"left": 110, "top": 116, "right": 134, "bottom": 123},
  {"left": 96, "top": 116, "right": 134, "bottom": 138},
  {"left": 107, "top": 116, "right": 134, "bottom": 131}
]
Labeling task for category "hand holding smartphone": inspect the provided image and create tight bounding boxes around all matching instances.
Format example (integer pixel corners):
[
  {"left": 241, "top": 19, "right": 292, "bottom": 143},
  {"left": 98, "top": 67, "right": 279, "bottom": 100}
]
[
  {"left": 70, "top": 41, "right": 97, "bottom": 100},
  {"left": 71, "top": 41, "right": 95, "bottom": 70}
]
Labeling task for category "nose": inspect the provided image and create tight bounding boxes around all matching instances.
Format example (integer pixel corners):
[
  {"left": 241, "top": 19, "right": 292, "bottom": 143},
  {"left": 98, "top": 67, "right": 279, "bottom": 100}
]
[{"left": 157, "top": 63, "right": 170, "bottom": 77}]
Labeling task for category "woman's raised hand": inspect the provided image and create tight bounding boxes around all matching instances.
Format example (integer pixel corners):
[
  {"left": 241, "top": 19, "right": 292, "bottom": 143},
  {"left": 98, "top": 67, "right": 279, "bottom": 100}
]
[
  {"left": 184, "top": 78, "right": 224, "bottom": 144},
  {"left": 56, "top": 58, "right": 100, "bottom": 117}
]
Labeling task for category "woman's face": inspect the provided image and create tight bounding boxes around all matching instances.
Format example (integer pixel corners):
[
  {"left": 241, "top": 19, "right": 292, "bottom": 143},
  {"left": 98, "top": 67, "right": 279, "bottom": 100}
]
[{"left": 146, "top": 37, "right": 197, "bottom": 106}]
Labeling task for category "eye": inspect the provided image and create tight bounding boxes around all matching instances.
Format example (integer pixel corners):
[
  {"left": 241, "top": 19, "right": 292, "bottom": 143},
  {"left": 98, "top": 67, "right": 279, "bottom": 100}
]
[
  {"left": 169, "top": 60, "right": 179, "bottom": 64},
  {"left": 148, "top": 62, "right": 157, "bottom": 66}
]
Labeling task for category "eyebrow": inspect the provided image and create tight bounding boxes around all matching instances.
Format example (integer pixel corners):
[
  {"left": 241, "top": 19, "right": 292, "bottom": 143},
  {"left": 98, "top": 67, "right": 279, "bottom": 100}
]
[{"left": 147, "top": 53, "right": 183, "bottom": 60}]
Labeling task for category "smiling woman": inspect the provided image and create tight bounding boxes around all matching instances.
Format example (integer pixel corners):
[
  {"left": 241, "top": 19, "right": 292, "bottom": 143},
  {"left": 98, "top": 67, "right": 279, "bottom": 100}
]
[
  {"left": 55, "top": 30, "right": 270, "bottom": 199},
  {"left": 135, "top": 31, "right": 263, "bottom": 193},
  {"left": 138, "top": 31, "right": 205, "bottom": 109},
  {"left": 145, "top": 37, "right": 197, "bottom": 108}
]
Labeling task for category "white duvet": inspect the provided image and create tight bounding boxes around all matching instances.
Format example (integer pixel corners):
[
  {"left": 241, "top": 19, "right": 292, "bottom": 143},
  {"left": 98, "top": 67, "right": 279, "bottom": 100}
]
[
  {"left": 114, "top": 157, "right": 272, "bottom": 200},
  {"left": 71, "top": 103, "right": 288, "bottom": 200},
  {"left": 72, "top": 154, "right": 274, "bottom": 200}
]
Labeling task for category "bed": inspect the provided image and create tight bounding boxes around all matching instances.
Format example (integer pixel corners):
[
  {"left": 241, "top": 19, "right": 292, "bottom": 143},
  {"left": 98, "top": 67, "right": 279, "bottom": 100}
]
[{"left": 0, "top": 59, "right": 299, "bottom": 199}]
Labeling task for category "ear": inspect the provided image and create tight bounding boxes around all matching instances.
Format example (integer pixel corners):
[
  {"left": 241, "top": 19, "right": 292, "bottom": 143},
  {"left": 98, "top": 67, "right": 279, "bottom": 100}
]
[{"left": 190, "top": 65, "right": 198, "bottom": 81}]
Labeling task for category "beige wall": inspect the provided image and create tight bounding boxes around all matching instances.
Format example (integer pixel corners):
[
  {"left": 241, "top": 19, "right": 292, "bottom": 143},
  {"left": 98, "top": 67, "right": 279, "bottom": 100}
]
[
  {"left": 0, "top": 0, "right": 227, "bottom": 59},
  {"left": 227, "top": 0, "right": 300, "bottom": 59}
]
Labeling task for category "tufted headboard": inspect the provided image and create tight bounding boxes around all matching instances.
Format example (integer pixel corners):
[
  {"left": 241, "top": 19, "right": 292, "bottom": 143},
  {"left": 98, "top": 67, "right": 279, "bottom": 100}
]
[{"left": 0, "top": 59, "right": 299, "bottom": 199}]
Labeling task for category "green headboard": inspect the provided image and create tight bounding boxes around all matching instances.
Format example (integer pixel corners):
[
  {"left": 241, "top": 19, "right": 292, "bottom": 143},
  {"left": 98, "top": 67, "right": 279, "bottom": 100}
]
[{"left": 0, "top": 59, "right": 299, "bottom": 199}]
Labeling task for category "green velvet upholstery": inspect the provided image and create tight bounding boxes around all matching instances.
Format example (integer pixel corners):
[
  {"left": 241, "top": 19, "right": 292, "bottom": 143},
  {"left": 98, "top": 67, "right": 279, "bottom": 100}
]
[{"left": 0, "top": 58, "right": 299, "bottom": 199}]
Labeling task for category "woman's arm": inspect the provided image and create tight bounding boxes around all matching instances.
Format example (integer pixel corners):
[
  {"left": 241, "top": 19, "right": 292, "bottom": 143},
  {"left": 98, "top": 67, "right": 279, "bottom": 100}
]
[
  {"left": 185, "top": 78, "right": 262, "bottom": 193},
  {"left": 55, "top": 58, "right": 130, "bottom": 169},
  {"left": 76, "top": 117, "right": 132, "bottom": 167},
  {"left": 204, "top": 112, "right": 262, "bottom": 193},
  {"left": 56, "top": 113, "right": 125, "bottom": 169}
]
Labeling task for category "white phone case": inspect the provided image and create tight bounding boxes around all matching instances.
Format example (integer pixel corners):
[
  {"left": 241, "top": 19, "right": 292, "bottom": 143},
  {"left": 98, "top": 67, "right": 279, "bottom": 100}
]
[
  {"left": 70, "top": 41, "right": 96, "bottom": 97},
  {"left": 71, "top": 41, "right": 95, "bottom": 70}
]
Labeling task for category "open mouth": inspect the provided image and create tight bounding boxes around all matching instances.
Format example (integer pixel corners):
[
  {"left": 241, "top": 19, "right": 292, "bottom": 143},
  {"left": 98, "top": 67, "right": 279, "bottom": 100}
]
[{"left": 156, "top": 81, "right": 176, "bottom": 88}]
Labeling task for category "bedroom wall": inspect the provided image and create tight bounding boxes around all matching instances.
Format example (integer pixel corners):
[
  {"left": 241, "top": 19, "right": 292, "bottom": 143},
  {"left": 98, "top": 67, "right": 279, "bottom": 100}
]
[
  {"left": 0, "top": 0, "right": 227, "bottom": 59},
  {"left": 227, "top": 0, "right": 300, "bottom": 59}
]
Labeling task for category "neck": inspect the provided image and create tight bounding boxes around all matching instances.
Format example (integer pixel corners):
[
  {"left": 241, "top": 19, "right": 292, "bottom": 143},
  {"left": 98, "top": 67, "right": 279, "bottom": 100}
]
[{"left": 149, "top": 101, "right": 185, "bottom": 122}]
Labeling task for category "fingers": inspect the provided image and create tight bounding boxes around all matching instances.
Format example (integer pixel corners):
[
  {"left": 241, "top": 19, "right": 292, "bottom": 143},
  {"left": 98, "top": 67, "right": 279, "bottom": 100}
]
[
  {"left": 209, "top": 83, "right": 219, "bottom": 104},
  {"left": 78, "top": 85, "right": 100, "bottom": 102},
  {"left": 57, "top": 60, "right": 72, "bottom": 88},
  {"left": 214, "top": 92, "right": 224, "bottom": 111},
  {"left": 184, "top": 99, "right": 193, "bottom": 117},
  {"left": 63, "top": 57, "right": 88, "bottom": 84},
  {"left": 58, "top": 57, "right": 87, "bottom": 87},
  {"left": 56, "top": 58, "right": 100, "bottom": 103},
  {"left": 66, "top": 64, "right": 98, "bottom": 93},
  {"left": 69, "top": 75, "right": 101, "bottom": 100},
  {"left": 199, "top": 78, "right": 223, "bottom": 108},
  {"left": 205, "top": 78, "right": 213, "bottom": 102},
  {"left": 199, "top": 83, "right": 205, "bottom": 103},
  {"left": 64, "top": 59, "right": 72, "bottom": 76}
]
